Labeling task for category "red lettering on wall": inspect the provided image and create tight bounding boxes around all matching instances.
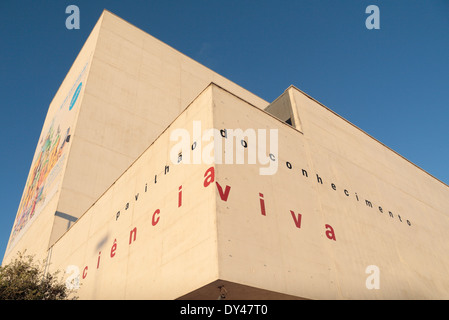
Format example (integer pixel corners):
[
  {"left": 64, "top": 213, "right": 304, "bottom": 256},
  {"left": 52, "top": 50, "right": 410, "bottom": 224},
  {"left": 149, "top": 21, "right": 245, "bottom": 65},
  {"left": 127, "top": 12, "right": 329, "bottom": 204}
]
[
  {"left": 216, "top": 182, "right": 231, "bottom": 201},
  {"left": 110, "top": 239, "right": 117, "bottom": 258},
  {"left": 129, "top": 227, "right": 137, "bottom": 244},
  {"left": 259, "top": 193, "right": 266, "bottom": 216},
  {"left": 290, "top": 210, "right": 302, "bottom": 228},
  {"left": 83, "top": 266, "right": 88, "bottom": 279},
  {"left": 204, "top": 167, "right": 231, "bottom": 201},
  {"left": 203, "top": 167, "right": 215, "bottom": 187},
  {"left": 325, "top": 224, "right": 336, "bottom": 241},
  {"left": 97, "top": 251, "right": 101, "bottom": 269},
  {"left": 178, "top": 185, "right": 182, "bottom": 207},
  {"left": 152, "top": 209, "right": 160, "bottom": 226}
]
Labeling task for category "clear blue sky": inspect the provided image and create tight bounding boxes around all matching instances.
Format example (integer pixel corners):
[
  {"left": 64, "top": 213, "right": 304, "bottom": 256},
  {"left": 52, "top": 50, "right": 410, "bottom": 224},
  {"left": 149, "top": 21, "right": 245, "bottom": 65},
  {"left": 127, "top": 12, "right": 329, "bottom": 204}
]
[{"left": 1, "top": 0, "right": 448, "bottom": 260}]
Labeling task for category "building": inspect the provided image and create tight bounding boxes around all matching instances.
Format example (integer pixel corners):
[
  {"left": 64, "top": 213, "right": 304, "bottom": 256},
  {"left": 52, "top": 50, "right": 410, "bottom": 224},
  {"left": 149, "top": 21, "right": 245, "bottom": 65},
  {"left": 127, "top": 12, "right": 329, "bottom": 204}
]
[{"left": 3, "top": 10, "right": 449, "bottom": 300}]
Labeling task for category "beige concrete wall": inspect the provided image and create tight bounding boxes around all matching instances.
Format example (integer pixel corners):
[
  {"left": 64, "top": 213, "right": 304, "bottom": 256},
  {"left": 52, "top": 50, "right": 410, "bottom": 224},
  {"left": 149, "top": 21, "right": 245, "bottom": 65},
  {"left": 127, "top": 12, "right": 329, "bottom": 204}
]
[
  {"left": 4, "top": 10, "right": 269, "bottom": 262},
  {"left": 214, "top": 85, "right": 449, "bottom": 299},
  {"left": 264, "top": 89, "right": 302, "bottom": 132},
  {"left": 51, "top": 10, "right": 268, "bottom": 245},
  {"left": 34, "top": 83, "right": 449, "bottom": 300},
  {"left": 48, "top": 85, "right": 219, "bottom": 299}
]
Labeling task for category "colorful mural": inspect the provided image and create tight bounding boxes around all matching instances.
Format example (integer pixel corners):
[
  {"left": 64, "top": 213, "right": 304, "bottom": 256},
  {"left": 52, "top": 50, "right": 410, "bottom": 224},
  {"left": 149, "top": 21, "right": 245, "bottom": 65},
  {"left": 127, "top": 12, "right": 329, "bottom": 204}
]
[
  {"left": 11, "top": 123, "right": 71, "bottom": 240},
  {"left": 8, "top": 60, "right": 89, "bottom": 249}
]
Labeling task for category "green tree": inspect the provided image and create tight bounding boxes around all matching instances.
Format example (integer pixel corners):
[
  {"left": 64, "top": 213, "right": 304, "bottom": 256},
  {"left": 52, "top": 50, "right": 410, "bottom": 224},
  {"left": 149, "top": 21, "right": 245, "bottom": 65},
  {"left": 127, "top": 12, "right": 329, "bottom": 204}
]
[{"left": 0, "top": 251, "right": 76, "bottom": 300}]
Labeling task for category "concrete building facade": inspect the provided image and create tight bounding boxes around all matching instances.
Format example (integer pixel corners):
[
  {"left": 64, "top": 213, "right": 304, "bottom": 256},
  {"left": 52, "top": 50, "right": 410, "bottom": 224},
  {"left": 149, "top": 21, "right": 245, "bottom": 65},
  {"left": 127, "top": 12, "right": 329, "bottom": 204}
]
[{"left": 3, "top": 11, "right": 449, "bottom": 300}]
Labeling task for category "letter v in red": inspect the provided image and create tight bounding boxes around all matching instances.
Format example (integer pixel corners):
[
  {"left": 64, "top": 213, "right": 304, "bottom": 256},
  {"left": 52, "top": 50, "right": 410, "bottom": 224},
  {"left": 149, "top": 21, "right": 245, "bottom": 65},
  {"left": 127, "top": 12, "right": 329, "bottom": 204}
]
[
  {"left": 290, "top": 210, "right": 302, "bottom": 228},
  {"left": 216, "top": 182, "right": 231, "bottom": 201}
]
